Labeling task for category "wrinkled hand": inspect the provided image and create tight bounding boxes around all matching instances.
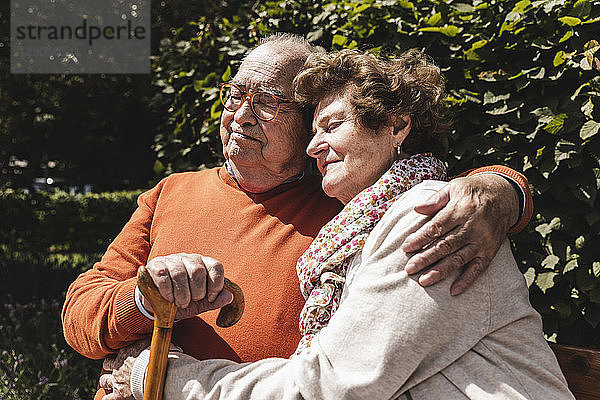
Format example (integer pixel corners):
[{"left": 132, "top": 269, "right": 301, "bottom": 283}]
[
  {"left": 100, "top": 339, "right": 150, "bottom": 400},
  {"left": 141, "top": 253, "right": 233, "bottom": 320},
  {"left": 402, "top": 174, "right": 519, "bottom": 295}
]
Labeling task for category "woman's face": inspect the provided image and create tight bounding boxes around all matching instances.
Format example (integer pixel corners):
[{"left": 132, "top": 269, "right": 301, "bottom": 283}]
[{"left": 307, "top": 89, "right": 407, "bottom": 204}]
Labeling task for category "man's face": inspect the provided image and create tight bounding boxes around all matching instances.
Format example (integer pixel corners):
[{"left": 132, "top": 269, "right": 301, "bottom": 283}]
[{"left": 219, "top": 44, "right": 309, "bottom": 184}]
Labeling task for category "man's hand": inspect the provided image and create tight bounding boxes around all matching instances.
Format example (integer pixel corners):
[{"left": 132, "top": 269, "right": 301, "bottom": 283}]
[
  {"left": 141, "top": 253, "right": 233, "bottom": 320},
  {"left": 100, "top": 339, "right": 150, "bottom": 400},
  {"left": 402, "top": 174, "right": 520, "bottom": 295}
]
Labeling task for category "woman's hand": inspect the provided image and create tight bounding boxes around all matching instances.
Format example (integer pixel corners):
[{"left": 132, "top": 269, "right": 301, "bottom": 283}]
[
  {"left": 100, "top": 341, "right": 183, "bottom": 400},
  {"left": 100, "top": 340, "right": 150, "bottom": 400},
  {"left": 140, "top": 253, "right": 233, "bottom": 320},
  {"left": 401, "top": 174, "right": 520, "bottom": 295}
]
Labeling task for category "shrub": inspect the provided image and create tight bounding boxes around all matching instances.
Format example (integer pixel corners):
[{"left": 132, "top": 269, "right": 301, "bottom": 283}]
[
  {"left": 0, "top": 189, "right": 141, "bottom": 257},
  {"left": 0, "top": 190, "right": 140, "bottom": 399},
  {"left": 152, "top": 0, "right": 600, "bottom": 347},
  {"left": 0, "top": 297, "right": 101, "bottom": 400}
]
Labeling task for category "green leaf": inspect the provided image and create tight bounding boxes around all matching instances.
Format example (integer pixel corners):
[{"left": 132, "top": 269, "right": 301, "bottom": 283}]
[
  {"left": 153, "top": 160, "right": 165, "bottom": 175},
  {"left": 558, "top": 16, "right": 582, "bottom": 26},
  {"left": 353, "top": 3, "right": 371, "bottom": 13},
  {"left": 584, "top": 39, "right": 599, "bottom": 51},
  {"left": 575, "top": 236, "right": 585, "bottom": 250},
  {"left": 513, "top": 0, "right": 531, "bottom": 13},
  {"left": 464, "top": 39, "right": 489, "bottom": 60},
  {"left": 542, "top": 254, "right": 560, "bottom": 269},
  {"left": 543, "top": 113, "right": 567, "bottom": 134},
  {"left": 535, "top": 223, "right": 552, "bottom": 238},
  {"left": 500, "top": 17, "right": 520, "bottom": 35},
  {"left": 221, "top": 65, "right": 231, "bottom": 82},
  {"left": 397, "top": 0, "right": 415, "bottom": 9},
  {"left": 193, "top": 80, "right": 202, "bottom": 92},
  {"left": 419, "top": 25, "right": 460, "bottom": 37},
  {"left": 580, "top": 55, "right": 593, "bottom": 70},
  {"left": 553, "top": 50, "right": 566, "bottom": 66},
  {"left": 524, "top": 267, "right": 536, "bottom": 287},
  {"left": 582, "top": 16, "right": 600, "bottom": 24},
  {"left": 581, "top": 99, "right": 594, "bottom": 118},
  {"left": 332, "top": 34, "right": 348, "bottom": 47},
  {"left": 593, "top": 262, "right": 600, "bottom": 278},
  {"left": 580, "top": 120, "right": 600, "bottom": 140},
  {"left": 549, "top": 217, "right": 562, "bottom": 230},
  {"left": 452, "top": 3, "right": 475, "bottom": 13},
  {"left": 573, "top": 0, "right": 591, "bottom": 18},
  {"left": 559, "top": 30, "right": 573, "bottom": 43},
  {"left": 536, "top": 146, "right": 546, "bottom": 158},
  {"left": 531, "top": 107, "right": 555, "bottom": 124},
  {"left": 536, "top": 272, "right": 558, "bottom": 294},
  {"left": 426, "top": 12, "right": 442, "bottom": 26},
  {"left": 347, "top": 40, "right": 358, "bottom": 49},
  {"left": 210, "top": 99, "right": 221, "bottom": 119},
  {"left": 483, "top": 91, "right": 510, "bottom": 105},
  {"left": 563, "top": 259, "right": 578, "bottom": 273}
]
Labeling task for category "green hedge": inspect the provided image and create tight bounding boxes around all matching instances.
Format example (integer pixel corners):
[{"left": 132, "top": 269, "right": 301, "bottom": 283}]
[
  {"left": 151, "top": 0, "right": 600, "bottom": 347},
  {"left": 0, "top": 189, "right": 141, "bottom": 257},
  {"left": 0, "top": 190, "right": 140, "bottom": 399}
]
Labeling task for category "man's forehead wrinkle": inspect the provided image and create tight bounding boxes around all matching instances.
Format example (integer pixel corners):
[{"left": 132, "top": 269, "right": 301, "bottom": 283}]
[{"left": 235, "top": 58, "right": 294, "bottom": 97}]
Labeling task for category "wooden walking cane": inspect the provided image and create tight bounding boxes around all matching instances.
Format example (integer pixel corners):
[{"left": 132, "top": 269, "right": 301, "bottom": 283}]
[{"left": 136, "top": 265, "right": 245, "bottom": 400}]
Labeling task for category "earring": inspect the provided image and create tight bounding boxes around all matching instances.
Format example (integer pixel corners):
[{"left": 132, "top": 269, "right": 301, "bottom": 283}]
[{"left": 394, "top": 143, "right": 402, "bottom": 158}]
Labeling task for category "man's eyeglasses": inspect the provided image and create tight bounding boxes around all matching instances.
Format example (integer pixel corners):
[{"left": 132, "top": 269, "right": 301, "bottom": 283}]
[{"left": 219, "top": 82, "right": 297, "bottom": 122}]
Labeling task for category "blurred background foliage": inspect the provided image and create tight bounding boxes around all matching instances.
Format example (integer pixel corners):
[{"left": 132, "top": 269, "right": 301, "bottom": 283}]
[{"left": 1, "top": 0, "right": 599, "bottom": 398}]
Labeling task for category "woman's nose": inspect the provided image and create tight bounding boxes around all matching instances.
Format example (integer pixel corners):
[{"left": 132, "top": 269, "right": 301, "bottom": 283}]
[{"left": 306, "top": 133, "right": 328, "bottom": 158}]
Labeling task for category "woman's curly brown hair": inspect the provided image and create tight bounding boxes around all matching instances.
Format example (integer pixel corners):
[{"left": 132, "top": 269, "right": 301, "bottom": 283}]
[{"left": 293, "top": 48, "right": 450, "bottom": 156}]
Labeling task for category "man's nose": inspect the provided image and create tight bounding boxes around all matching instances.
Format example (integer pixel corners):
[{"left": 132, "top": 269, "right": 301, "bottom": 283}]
[{"left": 233, "top": 98, "right": 257, "bottom": 126}]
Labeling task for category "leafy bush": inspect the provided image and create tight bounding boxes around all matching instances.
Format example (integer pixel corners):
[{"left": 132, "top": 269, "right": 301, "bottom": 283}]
[
  {"left": 0, "top": 296, "right": 101, "bottom": 400},
  {"left": 0, "top": 189, "right": 141, "bottom": 256},
  {"left": 152, "top": 0, "right": 600, "bottom": 347},
  {"left": 0, "top": 190, "right": 139, "bottom": 399}
]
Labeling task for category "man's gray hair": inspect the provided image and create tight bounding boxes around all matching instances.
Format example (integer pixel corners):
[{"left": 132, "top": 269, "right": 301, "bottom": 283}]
[{"left": 247, "top": 33, "right": 316, "bottom": 64}]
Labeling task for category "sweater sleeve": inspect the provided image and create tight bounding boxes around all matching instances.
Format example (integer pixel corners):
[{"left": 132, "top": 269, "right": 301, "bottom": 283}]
[
  {"left": 61, "top": 178, "right": 168, "bottom": 359},
  {"left": 459, "top": 165, "right": 533, "bottom": 234},
  {"left": 131, "top": 181, "right": 493, "bottom": 400}
]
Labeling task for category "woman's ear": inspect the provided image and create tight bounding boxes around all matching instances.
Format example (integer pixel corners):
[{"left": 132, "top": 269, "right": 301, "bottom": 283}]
[{"left": 392, "top": 115, "right": 411, "bottom": 142}]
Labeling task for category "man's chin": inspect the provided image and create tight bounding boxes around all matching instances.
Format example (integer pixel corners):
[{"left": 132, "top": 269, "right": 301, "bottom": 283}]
[{"left": 225, "top": 150, "right": 260, "bottom": 168}]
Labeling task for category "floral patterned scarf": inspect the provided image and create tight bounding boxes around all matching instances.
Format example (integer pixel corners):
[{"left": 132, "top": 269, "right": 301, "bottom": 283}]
[{"left": 294, "top": 153, "right": 447, "bottom": 355}]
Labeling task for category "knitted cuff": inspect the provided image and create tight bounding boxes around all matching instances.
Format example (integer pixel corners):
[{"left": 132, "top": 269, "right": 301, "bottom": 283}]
[
  {"left": 466, "top": 165, "right": 533, "bottom": 234},
  {"left": 115, "top": 278, "right": 154, "bottom": 335},
  {"left": 130, "top": 348, "right": 150, "bottom": 400}
]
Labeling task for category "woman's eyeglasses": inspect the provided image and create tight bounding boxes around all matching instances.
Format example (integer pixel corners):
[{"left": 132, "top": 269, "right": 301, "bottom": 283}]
[{"left": 219, "top": 82, "right": 297, "bottom": 122}]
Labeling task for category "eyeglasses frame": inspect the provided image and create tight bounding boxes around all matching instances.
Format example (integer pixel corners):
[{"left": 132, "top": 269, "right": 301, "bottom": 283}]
[{"left": 219, "top": 82, "right": 297, "bottom": 122}]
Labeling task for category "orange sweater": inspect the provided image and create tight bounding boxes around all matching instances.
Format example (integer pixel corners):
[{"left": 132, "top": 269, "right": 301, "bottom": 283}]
[
  {"left": 62, "top": 167, "right": 342, "bottom": 398},
  {"left": 61, "top": 165, "right": 530, "bottom": 399}
]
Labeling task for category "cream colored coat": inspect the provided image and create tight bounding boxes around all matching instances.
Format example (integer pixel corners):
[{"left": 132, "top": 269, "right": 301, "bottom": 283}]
[{"left": 131, "top": 181, "right": 573, "bottom": 400}]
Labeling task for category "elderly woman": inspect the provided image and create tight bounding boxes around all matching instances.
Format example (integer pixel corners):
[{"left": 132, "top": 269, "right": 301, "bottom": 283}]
[{"left": 107, "top": 49, "right": 573, "bottom": 400}]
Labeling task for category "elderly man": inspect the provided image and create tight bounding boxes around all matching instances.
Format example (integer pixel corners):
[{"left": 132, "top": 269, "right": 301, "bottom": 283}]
[{"left": 61, "top": 34, "right": 531, "bottom": 400}]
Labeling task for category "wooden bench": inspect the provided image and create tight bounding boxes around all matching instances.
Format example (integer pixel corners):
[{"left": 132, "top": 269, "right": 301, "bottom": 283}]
[{"left": 550, "top": 343, "right": 600, "bottom": 400}]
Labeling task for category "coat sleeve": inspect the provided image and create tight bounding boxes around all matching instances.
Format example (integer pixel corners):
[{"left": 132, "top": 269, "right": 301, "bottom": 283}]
[
  {"left": 460, "top": 165, "right": 533, "bottom": 234},
  {"left": 61, "top": 179, "right": 168, "bottom": 359},
  {"left": 132, "top": 181, "right": 494, "bottom": 400}
]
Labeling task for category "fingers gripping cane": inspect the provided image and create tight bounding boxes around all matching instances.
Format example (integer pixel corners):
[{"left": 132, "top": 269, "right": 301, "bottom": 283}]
[{"left": 136, "top": 265, "right": 245, "bottom": 400}]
